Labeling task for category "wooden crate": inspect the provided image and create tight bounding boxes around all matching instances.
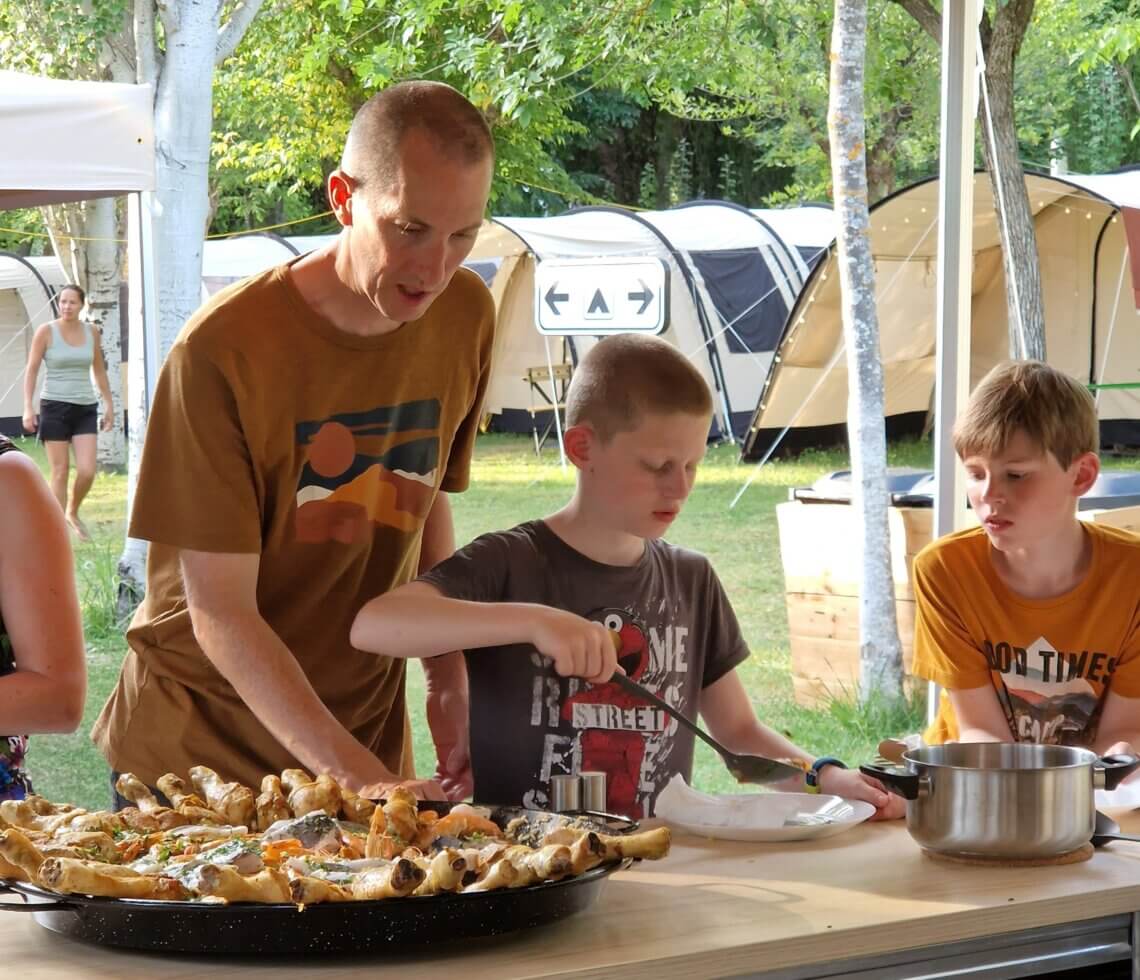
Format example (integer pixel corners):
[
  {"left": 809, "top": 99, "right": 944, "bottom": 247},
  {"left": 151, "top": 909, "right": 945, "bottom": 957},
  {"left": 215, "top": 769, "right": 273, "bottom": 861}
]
[
  {"left": 776, "top": 500, "right": 1140, "bottom": 707},
  {"left": 777, "top": 501, "right": 929, "bottom": 707}
]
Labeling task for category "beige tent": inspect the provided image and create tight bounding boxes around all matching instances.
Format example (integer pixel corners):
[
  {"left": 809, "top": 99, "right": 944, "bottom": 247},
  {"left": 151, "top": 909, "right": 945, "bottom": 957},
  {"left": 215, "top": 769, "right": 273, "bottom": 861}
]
[{"left": 741, "top": 170, "right": 1140, "bottom": 459}]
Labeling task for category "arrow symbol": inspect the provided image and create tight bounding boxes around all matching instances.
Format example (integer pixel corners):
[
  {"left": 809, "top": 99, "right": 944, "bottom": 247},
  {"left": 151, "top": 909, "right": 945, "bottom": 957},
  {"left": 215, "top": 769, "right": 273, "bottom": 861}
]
[
  {"left": 544, "top": 282, "right": 569, "bottom": 316},
  {"left": 628, "top": 279, "right": 653, "bottom": 315}
]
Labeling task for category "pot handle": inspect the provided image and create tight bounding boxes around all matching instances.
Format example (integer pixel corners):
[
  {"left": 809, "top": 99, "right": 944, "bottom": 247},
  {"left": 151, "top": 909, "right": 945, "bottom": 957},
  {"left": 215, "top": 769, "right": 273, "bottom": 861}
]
[
  {"left": 1097, "top": 753, "right": 1140, "bottom": 791},
  {"left": 859, "top": 763, "right": 921, "bottom": 801},
  {"left": 0, "top": 882, "right": 77, "bottom": 913}
]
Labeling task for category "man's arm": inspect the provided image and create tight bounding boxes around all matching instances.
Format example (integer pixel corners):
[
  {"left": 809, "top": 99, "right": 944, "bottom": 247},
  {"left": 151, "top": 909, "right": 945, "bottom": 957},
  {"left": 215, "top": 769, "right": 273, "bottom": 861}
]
[
  {"left": 945, "top": 684, "right": 1012, "bottom": 742},
  {"left": 180, "top": 548, "right": 440, "bottom": 796},
  {"left": 415, "top": 493, "right": 471, "bottom": 801}
]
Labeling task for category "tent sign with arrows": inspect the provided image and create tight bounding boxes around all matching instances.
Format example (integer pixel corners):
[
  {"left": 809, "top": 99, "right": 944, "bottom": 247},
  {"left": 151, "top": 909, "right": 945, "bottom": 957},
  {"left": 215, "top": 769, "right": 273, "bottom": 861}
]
[{"left": 533, "top": 257, "right": 669, "bottom": 335}]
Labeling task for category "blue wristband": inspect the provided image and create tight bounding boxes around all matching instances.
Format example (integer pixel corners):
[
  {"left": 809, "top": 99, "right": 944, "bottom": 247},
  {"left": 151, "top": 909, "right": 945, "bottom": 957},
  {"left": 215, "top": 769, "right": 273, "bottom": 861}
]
[{"left": 805, "top": 756, "right": 848, "bottom": 793}]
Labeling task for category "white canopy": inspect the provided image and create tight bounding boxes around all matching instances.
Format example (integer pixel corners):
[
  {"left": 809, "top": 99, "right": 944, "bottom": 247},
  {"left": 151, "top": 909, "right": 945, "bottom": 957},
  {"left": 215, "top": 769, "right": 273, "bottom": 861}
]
[{"left": 0, "top": 72, "right": 154, "bottom": 208}]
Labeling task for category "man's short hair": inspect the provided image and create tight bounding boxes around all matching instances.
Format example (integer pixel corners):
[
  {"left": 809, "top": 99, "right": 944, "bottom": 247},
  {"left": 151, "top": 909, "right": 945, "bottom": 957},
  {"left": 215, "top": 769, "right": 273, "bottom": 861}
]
[
  {"left": 565, "top": 334, "right": 713, "bottom": 442},
  {"left": 953, "top": 359, "right": 1098, "bottom": 468},
  {"left": 341, "top": 80, "right": 494, "bottom": 190}
]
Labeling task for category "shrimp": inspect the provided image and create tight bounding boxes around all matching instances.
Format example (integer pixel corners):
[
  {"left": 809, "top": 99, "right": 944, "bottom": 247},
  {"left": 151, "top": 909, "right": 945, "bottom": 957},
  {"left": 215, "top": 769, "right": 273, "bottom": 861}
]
[{"left": 430, "top": 811, "right": 502, "bottom": 842}]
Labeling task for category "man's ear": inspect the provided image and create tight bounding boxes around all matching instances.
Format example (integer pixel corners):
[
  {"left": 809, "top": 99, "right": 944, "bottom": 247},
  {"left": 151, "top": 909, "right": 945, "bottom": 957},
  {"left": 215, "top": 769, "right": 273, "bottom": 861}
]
[
  {"left": 1071, "top": 451, "right": 1100, "bottom": 497},
  {"left": 328, "top": 171, "right": 354, "bottom": 227},
  {"left": 563, "top": 424, "right": 595, "bottom": 470}
]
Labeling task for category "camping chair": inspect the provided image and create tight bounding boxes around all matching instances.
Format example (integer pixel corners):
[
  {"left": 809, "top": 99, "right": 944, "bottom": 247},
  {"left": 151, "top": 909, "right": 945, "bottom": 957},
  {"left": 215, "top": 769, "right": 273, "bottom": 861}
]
[{"left": 524, "top": 361, "right": 573, "bottom": 455}]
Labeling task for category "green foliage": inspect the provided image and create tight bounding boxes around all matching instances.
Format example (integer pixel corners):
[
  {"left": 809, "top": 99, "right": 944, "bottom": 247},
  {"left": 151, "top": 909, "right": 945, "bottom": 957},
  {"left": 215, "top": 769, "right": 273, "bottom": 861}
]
[
  {"left": 0, "top": 209, "right": 49, "bottom": 254},
  {"left": 0, "top": 0, "right": 128, "bottom": 76}
]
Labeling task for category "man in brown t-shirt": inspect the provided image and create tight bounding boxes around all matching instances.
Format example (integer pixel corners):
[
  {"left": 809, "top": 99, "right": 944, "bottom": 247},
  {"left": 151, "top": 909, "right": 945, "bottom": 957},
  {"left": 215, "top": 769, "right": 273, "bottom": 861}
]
[{"left": 93, "top": 81, "right": 495, "bottom": 799}]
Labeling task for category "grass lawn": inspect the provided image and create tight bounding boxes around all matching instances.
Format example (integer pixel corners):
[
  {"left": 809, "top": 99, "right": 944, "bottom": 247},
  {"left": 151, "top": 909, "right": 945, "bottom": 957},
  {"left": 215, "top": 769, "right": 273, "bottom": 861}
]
[{"left": 19, "top": 431, "right": 951, "bottom": 809}]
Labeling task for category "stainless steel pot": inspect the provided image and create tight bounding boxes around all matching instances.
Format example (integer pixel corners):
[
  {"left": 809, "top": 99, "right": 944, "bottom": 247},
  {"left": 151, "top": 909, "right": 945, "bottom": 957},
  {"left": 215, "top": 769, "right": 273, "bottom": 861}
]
[{"left": 861, "top": 744, "right": 1140, "bottom": 859}]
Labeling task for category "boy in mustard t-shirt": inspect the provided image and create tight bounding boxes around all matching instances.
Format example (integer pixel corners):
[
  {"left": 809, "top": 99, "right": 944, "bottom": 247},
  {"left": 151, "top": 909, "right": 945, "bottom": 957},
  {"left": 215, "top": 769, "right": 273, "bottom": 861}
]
[{"left": 912, "top": 360, "right": 1140, "bottom": 753}]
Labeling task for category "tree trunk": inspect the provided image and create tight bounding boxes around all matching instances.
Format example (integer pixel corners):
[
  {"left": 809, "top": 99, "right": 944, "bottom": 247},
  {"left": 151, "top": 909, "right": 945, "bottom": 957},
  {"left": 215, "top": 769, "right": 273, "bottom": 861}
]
[
  {"left": 828, "top": 0, "right": 905, "bottom": 703},
  {"left": 151, "top": 2, "right": 218, "bottom": 360},
  {"left": 979, "top": 44, "right": 1046, "bottom": 360},
  {"left": 892, "top": 0, "right": 1045, "bottom": 361},
  {"left": 116, "top": 0, "right": 265, "bottom": 608},
  {"left": 84, "top": 196, "right": 127, "bottom": 469}
]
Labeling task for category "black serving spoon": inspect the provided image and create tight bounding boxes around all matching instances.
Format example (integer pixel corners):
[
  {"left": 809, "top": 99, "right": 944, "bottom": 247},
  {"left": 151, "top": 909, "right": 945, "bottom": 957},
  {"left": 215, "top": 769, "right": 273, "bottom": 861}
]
[
  {"left": 608, "top": 671, "right": 805, "bottom": 786},
  {"left": 1092, "top": 810, "right": 1140, "bottom": 848}
]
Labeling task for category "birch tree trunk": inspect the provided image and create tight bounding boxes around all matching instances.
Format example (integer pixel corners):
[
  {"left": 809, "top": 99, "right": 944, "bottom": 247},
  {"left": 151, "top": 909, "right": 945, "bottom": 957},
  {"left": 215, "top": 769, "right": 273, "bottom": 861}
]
[
  {"left": 828, "top": 0, "right": 905, "bottom": 703},
  {"left": 116, "top": 0, "right": 266, "bottom": 606},
  {"left": 893, "top": 0, "right": 1045, "bottom": 361},
  {"left": 977, "top": 0, "right": 1045, "bottom": 360}
]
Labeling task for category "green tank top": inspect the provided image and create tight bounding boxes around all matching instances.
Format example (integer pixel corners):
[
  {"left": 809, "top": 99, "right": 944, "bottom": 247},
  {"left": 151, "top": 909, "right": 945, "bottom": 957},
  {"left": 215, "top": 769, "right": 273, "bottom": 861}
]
[{"left": 41, "top": 321, "right": 97, "bottom": 405}]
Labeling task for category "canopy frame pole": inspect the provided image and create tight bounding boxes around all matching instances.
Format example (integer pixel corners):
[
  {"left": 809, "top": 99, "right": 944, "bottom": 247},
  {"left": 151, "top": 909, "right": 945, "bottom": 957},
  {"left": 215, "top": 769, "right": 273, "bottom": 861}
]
[{"left": 930, "top": 0, "right": 979, "bottom": 724}]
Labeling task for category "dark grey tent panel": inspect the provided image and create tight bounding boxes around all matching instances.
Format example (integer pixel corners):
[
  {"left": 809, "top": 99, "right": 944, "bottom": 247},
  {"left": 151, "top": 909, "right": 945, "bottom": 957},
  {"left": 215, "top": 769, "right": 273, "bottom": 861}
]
[{"left": 688, "top": 249, "right": 787, "bottom": 354}]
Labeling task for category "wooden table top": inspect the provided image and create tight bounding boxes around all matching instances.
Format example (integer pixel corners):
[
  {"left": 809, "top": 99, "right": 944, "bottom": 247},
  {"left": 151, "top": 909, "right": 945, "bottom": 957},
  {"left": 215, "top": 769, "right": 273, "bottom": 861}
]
[{"left": 7, "top": 809, "right": 1140, "bottom": 979}]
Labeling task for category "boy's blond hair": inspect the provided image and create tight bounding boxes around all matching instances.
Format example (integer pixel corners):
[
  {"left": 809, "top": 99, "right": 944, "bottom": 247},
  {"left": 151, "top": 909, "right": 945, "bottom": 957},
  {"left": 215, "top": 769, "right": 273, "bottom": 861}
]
[
  {"left": 953, "top": 360, "right": 1098, "bottom": 468},
  {"left": 565, "top": 334, "right": 713, "bottom": 441}
]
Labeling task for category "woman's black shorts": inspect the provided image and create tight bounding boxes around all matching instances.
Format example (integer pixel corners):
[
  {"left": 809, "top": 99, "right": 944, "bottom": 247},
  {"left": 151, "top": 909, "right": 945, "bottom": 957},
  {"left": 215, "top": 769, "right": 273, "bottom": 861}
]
[{"left": 38, "top": 399, "right": 98, "bottom": 442}]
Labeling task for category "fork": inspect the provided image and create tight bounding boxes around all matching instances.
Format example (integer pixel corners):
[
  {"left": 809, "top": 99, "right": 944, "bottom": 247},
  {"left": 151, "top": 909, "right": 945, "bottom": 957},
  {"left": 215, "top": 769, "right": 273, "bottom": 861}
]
[{"left": 608, "top": 672, "right": 806, "bottom": 786}]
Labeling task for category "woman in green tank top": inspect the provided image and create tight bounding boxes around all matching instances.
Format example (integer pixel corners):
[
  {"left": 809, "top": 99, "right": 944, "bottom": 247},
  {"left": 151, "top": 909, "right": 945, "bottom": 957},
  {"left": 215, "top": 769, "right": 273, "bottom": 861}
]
[{"left": 21, "top": 284, "right": 115, "bottom": 541}]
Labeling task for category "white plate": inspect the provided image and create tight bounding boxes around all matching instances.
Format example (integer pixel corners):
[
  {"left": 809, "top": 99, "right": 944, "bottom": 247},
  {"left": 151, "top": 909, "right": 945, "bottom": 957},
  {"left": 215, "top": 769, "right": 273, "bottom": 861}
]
[
  {"left": 1096, "top": 781, "right": 1140, "bottom": 810},
  {"left": 654, "top": 775, "right": 876, "bottom": 842}
]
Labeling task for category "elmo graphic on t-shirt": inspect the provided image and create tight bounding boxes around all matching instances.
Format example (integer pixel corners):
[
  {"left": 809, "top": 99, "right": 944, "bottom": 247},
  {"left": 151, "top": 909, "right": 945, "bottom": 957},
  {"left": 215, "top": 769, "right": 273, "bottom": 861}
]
[{"left": 560, "top": 610, "right": 668, "bottom": 817}]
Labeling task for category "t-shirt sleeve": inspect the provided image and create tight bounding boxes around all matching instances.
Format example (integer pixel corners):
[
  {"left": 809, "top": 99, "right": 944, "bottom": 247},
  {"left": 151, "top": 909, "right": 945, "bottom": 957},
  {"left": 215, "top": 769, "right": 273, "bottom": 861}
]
[
  {"left": 439, "top": 285, "right": 495, "bottom": 493},
  {"left": 418, "top": 529, "right": 514, "bottom": 604},
  {"left": 128, "top": 338, "right": 262, "bottom": 554},
  {"left": 699, "top": 562, "right": 751, "bottom": 688},
  {"left": 910, "top": 545, "right": 992, "bottom": 689},
  {"left": 1106, "top": 599, "right": 1140, "bottom": 698}
]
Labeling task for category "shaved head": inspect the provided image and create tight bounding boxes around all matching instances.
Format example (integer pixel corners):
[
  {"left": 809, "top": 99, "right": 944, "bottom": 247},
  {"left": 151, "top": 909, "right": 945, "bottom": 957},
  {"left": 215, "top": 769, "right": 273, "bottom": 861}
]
[{"left": 341, "top": 81, "right": 494, "bottom": 193}]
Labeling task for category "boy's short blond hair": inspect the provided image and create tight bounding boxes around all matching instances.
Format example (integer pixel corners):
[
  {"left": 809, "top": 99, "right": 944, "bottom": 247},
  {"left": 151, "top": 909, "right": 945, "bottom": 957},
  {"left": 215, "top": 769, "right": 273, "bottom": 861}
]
[
  {"left": 953, "top": 360, "right": 1098, "bottom": 468},
  {"left": 565, "top": 334, "right": 713, "bottom": 441}
]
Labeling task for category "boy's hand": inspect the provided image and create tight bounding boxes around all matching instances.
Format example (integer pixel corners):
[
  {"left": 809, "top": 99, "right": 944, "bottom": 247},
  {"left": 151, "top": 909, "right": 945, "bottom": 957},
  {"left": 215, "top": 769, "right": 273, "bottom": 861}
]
[
  {"left": 529, "top": 608, "right": 620, "bottom": 684},
  {"left": 818, "top": 766, "right": 906, "bottom": 821}
]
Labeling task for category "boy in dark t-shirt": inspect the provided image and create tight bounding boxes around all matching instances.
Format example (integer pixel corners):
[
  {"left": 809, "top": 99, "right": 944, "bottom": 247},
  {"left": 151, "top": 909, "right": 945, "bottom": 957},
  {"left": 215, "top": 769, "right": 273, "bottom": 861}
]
[{"left": 352, "top": 335, "right": 903, "bottom": 819}]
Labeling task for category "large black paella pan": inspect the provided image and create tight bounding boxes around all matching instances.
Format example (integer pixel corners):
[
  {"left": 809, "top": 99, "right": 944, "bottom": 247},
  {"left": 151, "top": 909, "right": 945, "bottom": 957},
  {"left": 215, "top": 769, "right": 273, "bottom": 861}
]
[{"left": 0, "top": 803, "right": 637, "bottom": 955}]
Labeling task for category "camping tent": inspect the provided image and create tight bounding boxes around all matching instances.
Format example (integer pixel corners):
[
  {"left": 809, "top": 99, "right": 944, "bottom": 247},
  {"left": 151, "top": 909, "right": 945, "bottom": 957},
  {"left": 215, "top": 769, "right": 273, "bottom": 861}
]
[
  {"left": 0, "top": 254, "right": 68, "bottom": 422},
  {"left": 0, "top": 71, "right": 156, "bottom": 435},
  {"left": 468, "top": 202, "right": 832, "bottom": 440},
  {"left": 740, "top": 169, "right": 1140, "bottom": 460}
]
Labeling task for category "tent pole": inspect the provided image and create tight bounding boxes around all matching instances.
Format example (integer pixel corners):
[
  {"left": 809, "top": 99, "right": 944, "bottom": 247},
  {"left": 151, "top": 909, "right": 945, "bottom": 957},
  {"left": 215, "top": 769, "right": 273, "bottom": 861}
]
[
  {"left": 128, "top": 190, "right": 161, "bottom": 414},
  {"left": 1094, "top": 248, "right": 1129, "bottom": 407},
  {"left": 930, "top": 0, "right": 978, "bottom": 724},
  {"left": 542, "top": 333, "right": 567, "bottom": 468}
]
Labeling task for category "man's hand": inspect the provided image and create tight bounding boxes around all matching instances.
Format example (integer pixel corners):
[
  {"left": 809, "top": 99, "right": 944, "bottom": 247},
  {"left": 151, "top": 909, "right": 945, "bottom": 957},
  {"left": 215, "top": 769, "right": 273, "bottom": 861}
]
[
  {"left": 423, "top": 652, "right": 473, "bottom": 801},
  {"left": 357, "top": 776, "right": 447, "bottom": 801}
]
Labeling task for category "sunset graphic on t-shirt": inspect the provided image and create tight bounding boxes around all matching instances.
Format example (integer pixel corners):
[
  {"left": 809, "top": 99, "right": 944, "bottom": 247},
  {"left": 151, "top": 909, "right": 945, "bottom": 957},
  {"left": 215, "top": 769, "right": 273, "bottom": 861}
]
[
  {"left": 293, "top": 400, "right": 440, "bottom": 543},
  {"left": 995, "top": 635, "right": 1105, "bottom": 744}
]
